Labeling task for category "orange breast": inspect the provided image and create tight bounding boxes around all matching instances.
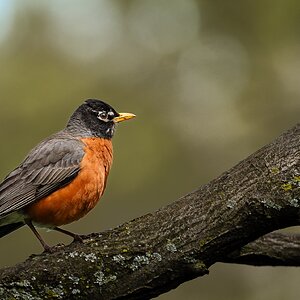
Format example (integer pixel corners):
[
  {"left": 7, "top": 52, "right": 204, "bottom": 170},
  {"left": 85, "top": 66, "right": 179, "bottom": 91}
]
[{"left": 26, "top": 138, "right": 113, "bottom": 227}]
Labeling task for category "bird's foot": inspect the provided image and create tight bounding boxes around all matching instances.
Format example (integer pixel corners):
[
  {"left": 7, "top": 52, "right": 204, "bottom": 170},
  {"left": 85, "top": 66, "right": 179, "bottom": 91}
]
[
  {"left": 72, "top": 234, "right": 84, "bottom": 243},
  {"left": 43, "top": 243, "right": 65, "bottom": 253}
]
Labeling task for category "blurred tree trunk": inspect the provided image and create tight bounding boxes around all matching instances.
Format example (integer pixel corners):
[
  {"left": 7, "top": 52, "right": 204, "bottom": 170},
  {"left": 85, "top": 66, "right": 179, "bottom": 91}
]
[{"left": 0, "top": 124, "right": 299, "bottom": 300}]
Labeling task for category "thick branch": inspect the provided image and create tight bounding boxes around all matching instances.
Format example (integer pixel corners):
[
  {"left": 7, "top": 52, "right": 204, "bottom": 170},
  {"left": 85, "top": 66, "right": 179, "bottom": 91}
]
[
  {"left": 223, "top": 232, "right": 300, "bottom": 266},
  {"left": 0, "top": 124, "right": 299, "bottom": 300}
]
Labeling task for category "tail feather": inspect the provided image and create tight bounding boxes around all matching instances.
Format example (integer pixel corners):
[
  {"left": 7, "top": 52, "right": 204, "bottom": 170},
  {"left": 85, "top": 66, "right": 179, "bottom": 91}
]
[{"left": 0, "top": 222, "right": 24, "bottom": 238}]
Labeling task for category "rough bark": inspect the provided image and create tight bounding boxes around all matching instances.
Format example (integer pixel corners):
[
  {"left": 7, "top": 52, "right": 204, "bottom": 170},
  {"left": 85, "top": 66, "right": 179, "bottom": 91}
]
[
  {"left": 223, "top": 232, "right": 300, "bottom": 266},
  {"left": 0, "top": 124, "right": 299, "bottom": 300}
]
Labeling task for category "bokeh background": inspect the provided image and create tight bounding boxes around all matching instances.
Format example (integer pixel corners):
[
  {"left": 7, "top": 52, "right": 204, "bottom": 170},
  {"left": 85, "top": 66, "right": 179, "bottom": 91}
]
[{"left": 0, "top": 0, "right": 300, "bottom": 299}]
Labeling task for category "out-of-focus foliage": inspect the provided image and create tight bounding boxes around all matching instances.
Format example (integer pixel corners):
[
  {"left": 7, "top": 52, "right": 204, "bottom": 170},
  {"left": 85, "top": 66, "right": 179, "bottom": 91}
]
[{"left": 0, "top": 1, "right": 299, "bottom": 299}]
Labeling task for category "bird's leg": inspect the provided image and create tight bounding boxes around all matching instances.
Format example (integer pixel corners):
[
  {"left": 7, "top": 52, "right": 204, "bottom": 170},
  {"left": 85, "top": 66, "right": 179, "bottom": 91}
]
[
  {"left": 53, "top": 227, "right": 83, "bottom": 243},
  {"left": 25, "top": 220, "right": 53, "bottom": 252}
]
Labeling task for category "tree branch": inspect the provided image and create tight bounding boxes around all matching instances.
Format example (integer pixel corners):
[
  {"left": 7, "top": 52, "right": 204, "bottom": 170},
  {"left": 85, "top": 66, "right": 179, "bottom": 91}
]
[
  {"left": 0, "top": 124, "right": 299, "bottom": 300},
  {"left": 223, "top": 232, "right": 300, "bottom": 266}
]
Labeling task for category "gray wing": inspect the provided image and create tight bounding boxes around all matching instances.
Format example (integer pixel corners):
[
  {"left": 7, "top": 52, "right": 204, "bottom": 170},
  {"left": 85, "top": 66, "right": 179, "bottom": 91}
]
[{"left": 0, "top": 133, "right": 85, "bottom": 217}]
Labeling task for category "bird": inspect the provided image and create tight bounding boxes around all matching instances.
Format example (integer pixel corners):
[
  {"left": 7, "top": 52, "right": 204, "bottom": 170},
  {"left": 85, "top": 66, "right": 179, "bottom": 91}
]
[{"left": 0, "top": 99, "right": 135, "bottom": 252}]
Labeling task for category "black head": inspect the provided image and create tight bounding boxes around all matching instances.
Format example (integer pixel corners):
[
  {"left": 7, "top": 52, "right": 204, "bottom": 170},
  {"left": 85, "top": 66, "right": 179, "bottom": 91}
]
[{"left": 66, "top": 99, "right": 135, "bottom": 139}]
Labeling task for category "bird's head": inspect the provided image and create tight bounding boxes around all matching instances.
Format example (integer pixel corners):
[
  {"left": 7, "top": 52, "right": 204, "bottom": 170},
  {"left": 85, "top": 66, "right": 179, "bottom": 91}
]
[{"left": 67, "top": 99, "right": 135, "bottom": 138}]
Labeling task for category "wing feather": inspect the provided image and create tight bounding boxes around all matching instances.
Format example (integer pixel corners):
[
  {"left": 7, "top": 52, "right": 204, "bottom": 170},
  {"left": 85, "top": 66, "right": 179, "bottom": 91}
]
[{"left": 0, "top": 133, "right": 85, "bottom": 218}]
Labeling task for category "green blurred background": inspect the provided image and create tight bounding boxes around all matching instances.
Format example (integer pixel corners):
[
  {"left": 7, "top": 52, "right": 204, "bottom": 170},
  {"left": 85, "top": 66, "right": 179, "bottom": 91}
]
[{"left": 0, "top": 0, "right": 299, "bottom": 299}]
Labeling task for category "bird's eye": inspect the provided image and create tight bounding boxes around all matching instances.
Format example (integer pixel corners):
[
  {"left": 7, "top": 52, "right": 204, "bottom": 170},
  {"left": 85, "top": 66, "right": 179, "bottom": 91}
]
[{"left": 97, "top": 111, "right": 108, "bottom": 121}]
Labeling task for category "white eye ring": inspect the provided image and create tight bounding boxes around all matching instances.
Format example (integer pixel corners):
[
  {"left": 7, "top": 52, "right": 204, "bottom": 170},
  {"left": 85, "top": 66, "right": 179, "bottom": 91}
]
[{"left": 97, "top": 111, "right": 109, "bottom": 122}]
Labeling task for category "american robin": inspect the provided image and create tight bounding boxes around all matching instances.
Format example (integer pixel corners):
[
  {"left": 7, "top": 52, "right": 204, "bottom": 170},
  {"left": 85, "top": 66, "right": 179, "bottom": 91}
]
[{"left": 0, "top": 99, "right": 135, "bottom": 252}]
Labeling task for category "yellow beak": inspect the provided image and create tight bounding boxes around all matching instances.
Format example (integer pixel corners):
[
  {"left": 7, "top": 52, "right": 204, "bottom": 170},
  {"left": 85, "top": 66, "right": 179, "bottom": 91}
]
[{"left": 113, "top": 112, "right": 136, "bottom": 123}]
